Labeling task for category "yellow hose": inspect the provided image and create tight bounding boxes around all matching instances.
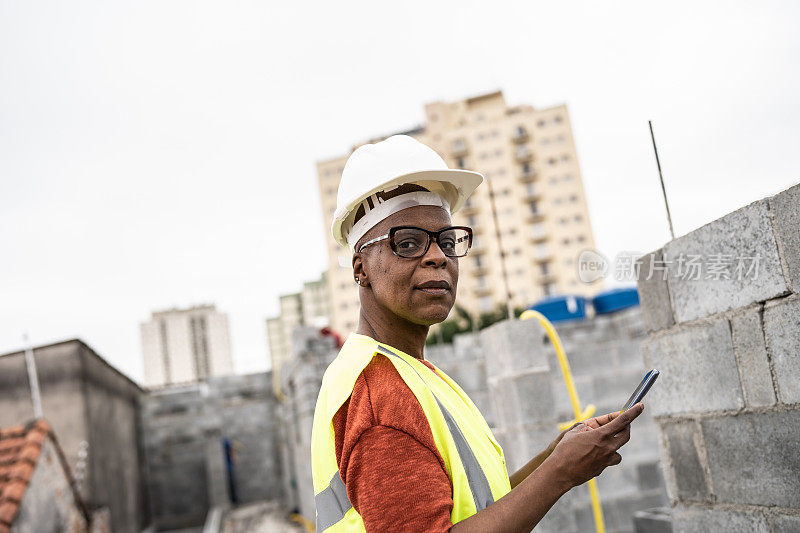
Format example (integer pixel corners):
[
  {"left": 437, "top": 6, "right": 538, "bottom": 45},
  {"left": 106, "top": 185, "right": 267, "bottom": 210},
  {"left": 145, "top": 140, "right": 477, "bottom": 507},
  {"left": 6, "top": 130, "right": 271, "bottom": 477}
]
[
  {"left": 290, "top": 512, "right": 315, "bottom": 531},
  {"left": 520, "top": 310, "right": 605, "bottom": 533}
]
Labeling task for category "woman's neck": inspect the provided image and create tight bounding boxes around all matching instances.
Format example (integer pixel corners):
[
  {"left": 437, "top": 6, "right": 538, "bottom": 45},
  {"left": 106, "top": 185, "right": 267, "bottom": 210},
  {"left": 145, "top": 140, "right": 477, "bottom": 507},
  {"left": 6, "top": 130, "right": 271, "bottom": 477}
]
[{"left": 356, "top": 306, "right": 429, "bottom": 359}]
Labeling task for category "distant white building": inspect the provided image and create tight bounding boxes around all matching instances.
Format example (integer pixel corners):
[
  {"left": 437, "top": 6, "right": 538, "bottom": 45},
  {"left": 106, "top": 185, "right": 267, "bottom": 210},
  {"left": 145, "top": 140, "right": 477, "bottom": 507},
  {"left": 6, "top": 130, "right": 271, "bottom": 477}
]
[
  {"left": 266, "top": 272, "right": 330, "bottom": 394},
  {"left": 140, "top": 304, "right": 234, "bottom": 387}
]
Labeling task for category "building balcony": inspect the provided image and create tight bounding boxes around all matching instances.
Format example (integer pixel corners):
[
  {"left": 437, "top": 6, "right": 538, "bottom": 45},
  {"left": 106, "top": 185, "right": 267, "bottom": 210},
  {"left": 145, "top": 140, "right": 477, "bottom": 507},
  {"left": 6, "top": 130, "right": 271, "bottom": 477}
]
[
  {"left": 525, "top": 210, "right": 545, "bottom": 224},
  {"left": 519, "top": 168, "right": 538, "bottom": 182},
  {"left": 532, "top": 247, "right": 552, "bottom": 262},
  {"left": 511, "top": 127, "right": 529, "bottom": 143},
  {"left": 452, "top": 138, "right": 469, "bottom": 156},
  {"left": 515, "top": 146, "right": 533, "bottom": 162},
  {"left": 529, "top": 229, "right": 547, "bottom": 242},
  {"left": 523, "top": 187, "right": 542, "bottom": 201}
]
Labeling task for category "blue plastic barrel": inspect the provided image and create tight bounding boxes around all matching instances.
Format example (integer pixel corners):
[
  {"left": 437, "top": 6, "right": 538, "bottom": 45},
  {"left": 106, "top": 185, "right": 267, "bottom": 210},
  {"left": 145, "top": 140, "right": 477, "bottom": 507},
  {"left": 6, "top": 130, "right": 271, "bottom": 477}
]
[
  {"left": 592, "top": 287, "right": 640, "bottom": 315},
  {"left": 527, "top": 295, "right": 587, "bottom": 322}
]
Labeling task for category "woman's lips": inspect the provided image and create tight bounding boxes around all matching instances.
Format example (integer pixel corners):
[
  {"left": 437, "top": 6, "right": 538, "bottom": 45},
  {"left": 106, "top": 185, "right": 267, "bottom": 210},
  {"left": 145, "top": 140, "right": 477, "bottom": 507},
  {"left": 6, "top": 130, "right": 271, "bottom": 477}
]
[
  {"left": 415, "top": 281, "right": 451, "bottom": 296},
  {"left": 416, "top": 287, "right": 449, "bottom": 295}
]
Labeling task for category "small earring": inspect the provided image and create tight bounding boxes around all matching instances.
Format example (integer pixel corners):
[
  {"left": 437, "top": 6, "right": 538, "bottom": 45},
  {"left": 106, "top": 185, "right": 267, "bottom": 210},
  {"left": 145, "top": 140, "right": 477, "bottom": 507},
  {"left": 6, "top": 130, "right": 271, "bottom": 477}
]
[{"left": 355, "top": 277, "right": 360, "bottom": 284}]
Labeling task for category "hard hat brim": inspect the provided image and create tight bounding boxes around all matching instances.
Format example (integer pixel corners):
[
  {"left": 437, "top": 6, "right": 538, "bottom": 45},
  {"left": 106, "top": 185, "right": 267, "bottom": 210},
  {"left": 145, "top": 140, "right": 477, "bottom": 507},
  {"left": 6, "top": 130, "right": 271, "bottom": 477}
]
[{"left": 331, "top": 168, "right": 484, "bottom": 248}]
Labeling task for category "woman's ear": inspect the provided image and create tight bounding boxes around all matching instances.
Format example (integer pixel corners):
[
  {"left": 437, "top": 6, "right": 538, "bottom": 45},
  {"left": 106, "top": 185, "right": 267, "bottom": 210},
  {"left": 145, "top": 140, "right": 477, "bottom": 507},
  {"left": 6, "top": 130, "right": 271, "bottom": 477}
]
[{"left": 352, "top": 253, "right": 368, "bottom": 286}]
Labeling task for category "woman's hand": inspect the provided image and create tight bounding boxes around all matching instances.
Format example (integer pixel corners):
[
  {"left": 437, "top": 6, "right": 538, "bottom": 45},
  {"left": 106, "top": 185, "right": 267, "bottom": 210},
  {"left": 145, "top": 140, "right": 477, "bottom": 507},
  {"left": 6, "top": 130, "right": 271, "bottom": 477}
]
[{"left": 544, "top": 403, "right": 644, "bottom": 488}]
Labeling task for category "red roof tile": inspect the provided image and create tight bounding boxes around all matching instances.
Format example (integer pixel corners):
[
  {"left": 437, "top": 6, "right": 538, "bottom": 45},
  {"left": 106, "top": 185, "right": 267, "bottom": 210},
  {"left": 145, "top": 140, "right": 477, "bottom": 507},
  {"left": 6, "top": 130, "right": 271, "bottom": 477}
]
[{"left": 0, "top": 420, "right": 57, "bottom": 528}]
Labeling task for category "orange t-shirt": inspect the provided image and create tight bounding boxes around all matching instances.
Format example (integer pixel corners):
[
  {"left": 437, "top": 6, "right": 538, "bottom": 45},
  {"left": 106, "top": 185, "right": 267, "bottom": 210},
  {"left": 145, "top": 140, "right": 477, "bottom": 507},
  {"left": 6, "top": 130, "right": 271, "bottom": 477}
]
[{"left": 332, "top": 353, "right": 454, "bottom": 532}]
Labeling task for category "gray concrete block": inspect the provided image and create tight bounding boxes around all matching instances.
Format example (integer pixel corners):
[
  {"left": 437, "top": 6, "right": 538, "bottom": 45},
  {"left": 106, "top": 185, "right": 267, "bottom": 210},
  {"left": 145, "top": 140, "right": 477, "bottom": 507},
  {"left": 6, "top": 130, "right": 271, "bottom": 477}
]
[
  {"left": 614, "top": 492, "right": 669, "bottom": 532},
  {"left": 663, "top": 200, "right": 788, "bottom": 323},
  {"left": 489, "top": 369, "right": 555, "bottom": 427},
  {"left": 637, "top": 461, "right": 666, "bottom": 492},
  {"left": 730, "top": 306, "right": 777, "bottom": 407},
  {"left": 771, "top": 182, "right": 800, "bottom": 291},
  {"left": 772, "top": 514, "right": 800, "bottom": 533},
  {"left": 763, "top": 296, "right": 800, "bottom": 404},
  {"left": 672, "top": 506, "right": 769, "bottom": 533},
  {"left": 636, "top": 249, "right": 676, "bottom": 333},
  {"left": 480, "top": 318, "right": 551, "bottom": 376},
  {"left": 701, "top": 411, "right": 800, "bottom": 507},
  {"left": 633, "top": 508, "right": 672, "bottom": 533},
  {"left": 642, "top": 319, "right": 743, "bottom": 416},
  {"left": 662, "top": 421, "right": 710, "bottom": 502}
]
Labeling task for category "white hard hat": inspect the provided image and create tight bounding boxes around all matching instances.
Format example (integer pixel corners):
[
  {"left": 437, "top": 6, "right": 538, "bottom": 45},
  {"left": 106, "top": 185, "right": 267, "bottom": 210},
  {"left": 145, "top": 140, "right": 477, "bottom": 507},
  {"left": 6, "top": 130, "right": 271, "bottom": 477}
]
[{"left": 331, "top": 134, "right": 483, "bottom": 251}]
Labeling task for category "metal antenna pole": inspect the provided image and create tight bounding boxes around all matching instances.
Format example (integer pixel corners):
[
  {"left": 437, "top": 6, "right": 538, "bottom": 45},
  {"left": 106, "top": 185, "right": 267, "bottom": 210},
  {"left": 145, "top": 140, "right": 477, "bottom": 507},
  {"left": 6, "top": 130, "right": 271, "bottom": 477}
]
[
  {"left": 648, "top": 121, "right": 675, "bottom": 240},
  {"left": 23, "top": 333, "right": 44, "bottom": 419},
  {"left": 486, "top": 177, "right": 515, "bottom": 321}
]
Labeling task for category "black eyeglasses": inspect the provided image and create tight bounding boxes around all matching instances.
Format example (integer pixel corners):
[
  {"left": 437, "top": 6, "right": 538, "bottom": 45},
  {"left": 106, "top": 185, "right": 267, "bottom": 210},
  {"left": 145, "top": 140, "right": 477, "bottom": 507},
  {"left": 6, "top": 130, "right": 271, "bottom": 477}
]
[{"left": 358, "top": 226, "right": 473, "bottom": 258}]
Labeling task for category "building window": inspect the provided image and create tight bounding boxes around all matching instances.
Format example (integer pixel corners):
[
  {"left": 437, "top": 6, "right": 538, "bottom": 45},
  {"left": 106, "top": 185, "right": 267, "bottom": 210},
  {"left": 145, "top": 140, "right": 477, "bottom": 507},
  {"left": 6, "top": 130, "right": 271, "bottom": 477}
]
[
  {"left": 561, "top": 154, "right": 570, "bottom": 163},
  {"left": 570, "top": 194, "right": 578, "bottom": 202},
  {"left": 554, "top": 115, "right": 563, "bottom": 123},
  {"left": 574, "top": 214, "right": 583, "bottom": 222},
  {"left": 577, "top": 235, "right": 586, "bottom": 243},
  {"left": 479, "top": 296, "right": 493, "bottom": 312},
  {"left": 529, "top": 202, "right": 539, "bottom": 215},
  {"left": 537, "top": 119, "right": 546, "bottom": 128},
  {"left": 456, "top": 156, "right": 466, "bottom": 168},
  {"left": 541, "top": 262, "right": 550, "bottom": 275}
]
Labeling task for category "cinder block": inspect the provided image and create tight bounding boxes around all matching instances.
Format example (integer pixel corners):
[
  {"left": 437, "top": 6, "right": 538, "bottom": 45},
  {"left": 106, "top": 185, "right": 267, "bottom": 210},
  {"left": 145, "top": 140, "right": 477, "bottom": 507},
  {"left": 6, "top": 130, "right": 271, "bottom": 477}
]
[
  {"left": 489, "top": 370, "right": 555, "bottom": 426},
  {"left": 772, "top": 514, "right": 800, "bottom": 533},
  {"left": 730, "top": 306, "right": 777, "bottom": 407},
  {"left": 771, "top": 183, "right": 800, "bottom": 291},
  {"left": 480, "top": 318, "right": 552, "bottom": 377},
  {"left": 637, "top": 462, "right": 666, "bottom": 492},
  {"left": 636, "top": 249, "right": 676, "bottom": 333},
  {"left": 633, "top": 508, "right": 672, "bottom": 533},
  {"left": 671, "top": 506, "right": 769, "bottom": 533},
  {"left": 763, "top": 296, "right": 800, "bottom": 404},
  {"left": 701, "top": 411, "right": 800, "bottom": 507},
  {"left": 663, "top": 199, "right": 787, "bottom": 323},
  {"left": 614, "top": 492, "right": 669, "bottom": 532},
  {"left": 662, "top": 421, "right": 710, "bottom": 502},
  {"left": 642, "top": 319, "right": 743, "bottom": 416}
]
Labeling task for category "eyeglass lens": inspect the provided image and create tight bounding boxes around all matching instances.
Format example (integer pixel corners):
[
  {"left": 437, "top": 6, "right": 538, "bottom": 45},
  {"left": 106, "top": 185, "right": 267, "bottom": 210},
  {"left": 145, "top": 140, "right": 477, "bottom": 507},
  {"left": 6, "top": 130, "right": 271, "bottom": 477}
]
[{"left": 392, "top": 228, "right": 471, "bottom": 258}]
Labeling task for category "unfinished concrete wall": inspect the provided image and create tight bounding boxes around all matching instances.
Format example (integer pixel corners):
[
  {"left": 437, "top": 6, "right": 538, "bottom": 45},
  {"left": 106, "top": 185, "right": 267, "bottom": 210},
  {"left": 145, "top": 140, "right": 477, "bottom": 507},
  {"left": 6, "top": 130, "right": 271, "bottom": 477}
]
[
  {"left": 277, "top": 327, "right": 338, "bottom": 524},
  {"left": 0, "top": 340, "right": 145, "bottom": 533},
  {"left": 455, "top": 307, "right": 665, "bottom": 533},
  {"left": 139, "top": 372, "right": 283, "bottom": 530},
  {"left": 636, "top": 183, "right": 800, "bottom": 531}
]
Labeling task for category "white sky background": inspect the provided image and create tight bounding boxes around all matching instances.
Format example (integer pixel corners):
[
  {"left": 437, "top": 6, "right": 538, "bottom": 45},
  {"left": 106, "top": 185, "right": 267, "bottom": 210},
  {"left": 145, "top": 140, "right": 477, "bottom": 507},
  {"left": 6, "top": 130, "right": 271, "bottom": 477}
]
[{"left": 1, "top": 1, "right": 798, "bottom": 383}]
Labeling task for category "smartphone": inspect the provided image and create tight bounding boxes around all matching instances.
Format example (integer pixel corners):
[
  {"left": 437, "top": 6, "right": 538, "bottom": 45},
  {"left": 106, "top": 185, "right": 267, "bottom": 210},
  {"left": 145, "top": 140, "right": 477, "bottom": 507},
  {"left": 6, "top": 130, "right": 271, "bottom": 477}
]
[{"left": 621, "top": 369, "right": 660, "bottom": 411}]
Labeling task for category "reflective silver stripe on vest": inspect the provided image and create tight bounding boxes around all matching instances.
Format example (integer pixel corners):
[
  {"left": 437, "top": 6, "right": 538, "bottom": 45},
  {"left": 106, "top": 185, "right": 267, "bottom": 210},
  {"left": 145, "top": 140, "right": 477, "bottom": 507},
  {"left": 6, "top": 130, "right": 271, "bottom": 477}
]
[
  {"left": 315, "top": 470, "right": 352, "bottom": 531},
  {"left": 377, "top": 346, "right": 495, "bottom": 512}
]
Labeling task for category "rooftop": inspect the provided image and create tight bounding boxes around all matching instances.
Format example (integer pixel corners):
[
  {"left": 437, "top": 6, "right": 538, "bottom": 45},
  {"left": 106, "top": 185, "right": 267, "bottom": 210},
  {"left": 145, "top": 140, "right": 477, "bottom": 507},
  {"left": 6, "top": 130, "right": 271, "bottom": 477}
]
[{"left": 0, "top": 420, "right": 86, "bottom": 531}]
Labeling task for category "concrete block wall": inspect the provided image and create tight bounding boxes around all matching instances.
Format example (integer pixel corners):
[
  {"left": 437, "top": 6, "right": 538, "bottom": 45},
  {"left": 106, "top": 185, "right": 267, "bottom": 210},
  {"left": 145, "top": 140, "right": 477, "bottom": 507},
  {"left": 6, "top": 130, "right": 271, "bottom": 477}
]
[
  {"left": 277, "top": 327, "right": 339, "bottom": 524},
  {"left": 636, "top": 183, "right": 800, "bottom": 531},
  {"left": 424, "top": 306, "right": 667, "bottom": 533},
  {"left": 139, "top": 372, "right": 284, "bottom": 530}
]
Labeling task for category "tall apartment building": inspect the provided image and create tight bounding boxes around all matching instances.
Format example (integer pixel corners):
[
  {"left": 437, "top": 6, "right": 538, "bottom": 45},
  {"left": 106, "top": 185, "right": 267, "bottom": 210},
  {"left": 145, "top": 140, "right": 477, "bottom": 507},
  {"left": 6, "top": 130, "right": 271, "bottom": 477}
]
[
  {"left": 140, "top": 304, "right": 234, "bottom": 387},
  {"left": 266, "top": 272, "right": 330, "bottom": 387},
  {"left": 317, "top": 91, "right": 601, "bottom": 336}
]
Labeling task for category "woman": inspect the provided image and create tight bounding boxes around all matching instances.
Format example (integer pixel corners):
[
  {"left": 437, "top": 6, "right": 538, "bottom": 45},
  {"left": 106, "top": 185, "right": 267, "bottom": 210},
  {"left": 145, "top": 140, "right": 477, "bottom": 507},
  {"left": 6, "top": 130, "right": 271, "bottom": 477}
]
[{"left": 311, "top": 135, "right": 643, "bottom": 532}]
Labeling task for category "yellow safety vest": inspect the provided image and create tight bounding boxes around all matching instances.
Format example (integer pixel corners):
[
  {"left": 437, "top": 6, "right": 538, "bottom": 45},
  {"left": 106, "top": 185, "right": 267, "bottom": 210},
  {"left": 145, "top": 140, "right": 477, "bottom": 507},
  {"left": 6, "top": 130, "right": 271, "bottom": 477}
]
[{"left": 311, "top": 333, "right": 511, "bottom": 531}]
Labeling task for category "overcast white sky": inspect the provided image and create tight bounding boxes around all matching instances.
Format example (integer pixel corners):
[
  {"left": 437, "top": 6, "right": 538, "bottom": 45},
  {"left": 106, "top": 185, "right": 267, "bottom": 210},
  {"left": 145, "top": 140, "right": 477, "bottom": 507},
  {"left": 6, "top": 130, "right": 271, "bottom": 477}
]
[{"left": 2, "top": 1, "right": 798, "bottom": 383}]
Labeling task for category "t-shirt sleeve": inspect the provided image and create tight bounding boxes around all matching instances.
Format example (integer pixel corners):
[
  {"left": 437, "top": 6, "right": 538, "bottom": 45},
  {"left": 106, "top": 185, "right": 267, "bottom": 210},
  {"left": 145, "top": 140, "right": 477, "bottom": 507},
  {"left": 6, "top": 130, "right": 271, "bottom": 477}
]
[
  {"left": 346, "top": 425, "right": 454, "bottom": 532},
  {"left": 332, "top": 354, "right": 454, "bottom": 532}
]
